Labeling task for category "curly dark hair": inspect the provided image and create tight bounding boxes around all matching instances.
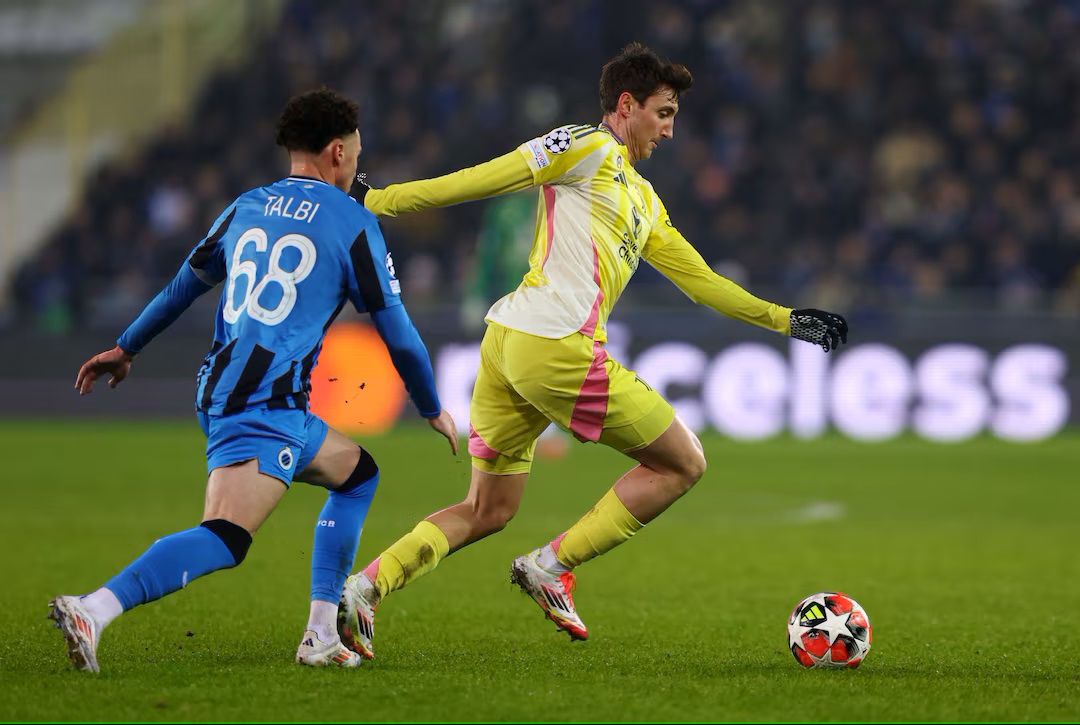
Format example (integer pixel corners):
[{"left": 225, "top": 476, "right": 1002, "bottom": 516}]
[
  {"left": 599, "top": 42, "right": 693, "bottom": 113},
  {"left": 275, "top": 87, "right": 360, "bottom": 153}
]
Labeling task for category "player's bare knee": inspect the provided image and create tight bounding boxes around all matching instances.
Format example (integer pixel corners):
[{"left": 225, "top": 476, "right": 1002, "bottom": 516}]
[
  {"left": 673, "top": 434, "right": 708, "bottom": 484},
  {"left": 690, "top": 430, "right": 705, "bottom": 457},
  {"left": 675, "top": 446, "right": 707, "bottom": 490},
  {"left": 474, "top": 505, "right": 516, "bottom": 535},
  {"left": 466, "top": 495, "right": 517, "bottom": 534},
  {"left": 688, "top": 446, "right": 708, "bottom": 482}
]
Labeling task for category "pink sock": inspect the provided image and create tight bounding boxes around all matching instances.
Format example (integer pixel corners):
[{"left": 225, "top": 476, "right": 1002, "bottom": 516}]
[{"left": 362, "top": 557, "right": 380, "bottom": 582}]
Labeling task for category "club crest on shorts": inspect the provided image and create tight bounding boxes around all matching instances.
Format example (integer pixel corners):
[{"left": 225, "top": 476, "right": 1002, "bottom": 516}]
[
  {"left": 543, "top": 128, "right": 573, "bottom": 154},
  {"left": 277, "top": 446, "right": 295, "bottom": 470}
]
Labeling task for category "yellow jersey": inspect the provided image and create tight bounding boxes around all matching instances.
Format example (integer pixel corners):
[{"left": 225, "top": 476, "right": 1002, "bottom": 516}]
[{"left": 364, "top": 123, "right": 792, "bottom": 343}]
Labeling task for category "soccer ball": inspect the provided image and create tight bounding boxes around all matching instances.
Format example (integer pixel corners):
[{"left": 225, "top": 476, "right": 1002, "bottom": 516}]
[{"left": 787, "top": 591, "right": 872, "bottom": 668}]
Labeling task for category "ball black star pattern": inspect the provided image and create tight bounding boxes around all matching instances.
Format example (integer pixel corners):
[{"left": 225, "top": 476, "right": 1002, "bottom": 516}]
[{"left": 543, "top": 128, "right": 572, "bottom": 154}]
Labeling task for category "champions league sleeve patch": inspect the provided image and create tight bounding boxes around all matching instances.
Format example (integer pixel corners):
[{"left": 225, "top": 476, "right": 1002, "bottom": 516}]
[
  {"left": 385, "top": 252, "right": 401, "bottom": 294},
  {"left": 542, "top": 127, "right": 573, "bottom": 154}
]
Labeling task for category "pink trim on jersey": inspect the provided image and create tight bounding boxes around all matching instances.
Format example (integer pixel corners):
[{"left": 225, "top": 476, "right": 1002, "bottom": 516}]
[
  {"left": 541, "top": 185, "right": 557, "bottom": 267},
  {"left": 568, "top": 341, "right": 610, "bottom": 442},
  {"left": 576, "top": 239, "right": 604, "bottom": 337},
  {"left": 468, "top": 424, "right": 500, "bottom": 459}
]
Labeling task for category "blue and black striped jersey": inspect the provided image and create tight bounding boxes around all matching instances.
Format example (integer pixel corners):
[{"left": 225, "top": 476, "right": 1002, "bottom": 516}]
[{"left": 181, "top": 175, "right": 402, "bottom": 414}]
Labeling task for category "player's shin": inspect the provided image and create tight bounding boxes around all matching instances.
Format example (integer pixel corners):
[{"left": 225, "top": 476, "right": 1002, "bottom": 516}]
[
  {"left": 101, "top": 520, "right": 251, "bottom": 612},
  {"left": 546, "top": 488, "right": 643, "bottom": 569},
  {"left": 308, "top": 450, "right": 378, "bottom": 641},
  {"left": 368, "top": 520, "right": 450, "bottom": 597}
]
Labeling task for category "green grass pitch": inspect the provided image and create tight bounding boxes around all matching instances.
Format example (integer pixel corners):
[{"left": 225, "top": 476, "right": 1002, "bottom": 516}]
[{"left": 1, "top": 420, "right": 1077, "bottom": 722}]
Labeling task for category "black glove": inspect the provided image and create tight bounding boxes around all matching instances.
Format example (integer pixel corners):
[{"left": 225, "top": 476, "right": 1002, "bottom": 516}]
[
  {"left": 789, "top": 309, "right": 848, "bottom": 352},
  {"left": 354, "top": 172, "right": 370, "bottom": 204}
]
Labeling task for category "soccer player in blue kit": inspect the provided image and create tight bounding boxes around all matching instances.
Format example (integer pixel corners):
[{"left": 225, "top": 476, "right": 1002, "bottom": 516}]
[{"left": 48, "top": 88, "right": 458, "bottom": 671}]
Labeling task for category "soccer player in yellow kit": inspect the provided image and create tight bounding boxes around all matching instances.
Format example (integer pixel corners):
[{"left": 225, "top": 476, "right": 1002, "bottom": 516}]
[{"left": 338, "top": 42, "right": 848, "bottom": 655}]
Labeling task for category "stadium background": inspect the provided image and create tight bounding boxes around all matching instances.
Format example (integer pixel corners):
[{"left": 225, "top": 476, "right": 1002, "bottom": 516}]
[
  {"left": 0, "top": 0, "right": 1075, "bottom": 439},
  {"left": 1, "top": 2, "right": 1078, "bottom": 721}
]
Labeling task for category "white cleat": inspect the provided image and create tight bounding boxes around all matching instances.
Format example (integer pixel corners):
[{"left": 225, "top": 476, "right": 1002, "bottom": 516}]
[
  {"left": 338, "top": 573, "right": 378, "bottom": 660},
  {"left": 509, "top": 550, "right": 588, "bottom": 641},
  {"left": 48, "top": 595, "right": 101, "bottom": 673},
  {"left": 295, "top": 630, "right": 362, "bottom": 668}
]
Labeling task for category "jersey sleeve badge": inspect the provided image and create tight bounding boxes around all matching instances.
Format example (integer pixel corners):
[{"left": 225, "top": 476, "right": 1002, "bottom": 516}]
[
  {"left": 542, "top": 127, "right": 573, "bottom": 154},
  {"left": 386, "top": 252, "right": 401, "bottom": 294}
]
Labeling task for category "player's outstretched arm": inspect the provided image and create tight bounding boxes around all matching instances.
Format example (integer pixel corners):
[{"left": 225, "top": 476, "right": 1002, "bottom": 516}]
[
  {"left": 357, "top": 151, "right": 534, "bottom": 218},
  {"left": 646, "top": 234, "right": 792, "bottom": 332},
  {"left": 75, "top": 345, "right": 134, "bottom": 394},
  {"left": 646, "top": 233, "right": 849, "bottom": 352},
  {"left": 76, "top": 260, "right": 217, "bottom": 395},
  {"left": 114, "top": 261, "right": 217, "bottom": 356}
]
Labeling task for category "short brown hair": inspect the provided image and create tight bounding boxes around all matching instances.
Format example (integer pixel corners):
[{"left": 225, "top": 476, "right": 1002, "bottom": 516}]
[
  {"left": 275, "top": 87, "right": 359, "bottom": 153},
  {"left": 599, "top": 42, "right": 693, "bottom": 113}
]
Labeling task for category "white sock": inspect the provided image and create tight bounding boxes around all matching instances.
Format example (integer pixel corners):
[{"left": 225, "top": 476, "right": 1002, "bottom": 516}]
[
  {"left": 306, "top": 599, "right": 339, "bottom": 644},
  {"left": 536, "top": 543, "right": 571, "bottom": 573},
  {"left": 79, "top": 588, "right": 123, "bottom": 630}
]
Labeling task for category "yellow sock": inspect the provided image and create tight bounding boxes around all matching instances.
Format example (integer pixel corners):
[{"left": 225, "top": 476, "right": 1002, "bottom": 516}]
[
  {"left": 371, "top": 520, "right": 450, "bottom": 597},
  {"left": 553, "top": 488, "right": 643, "bottom": 568}
]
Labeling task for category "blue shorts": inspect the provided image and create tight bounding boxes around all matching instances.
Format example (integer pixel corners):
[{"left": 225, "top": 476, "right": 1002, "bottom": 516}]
[{"left": 197, "top": 408, "right": 330, "bottom": 486}]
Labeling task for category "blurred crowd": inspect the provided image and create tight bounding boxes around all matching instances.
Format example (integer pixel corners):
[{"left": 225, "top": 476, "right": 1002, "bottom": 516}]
[{"left": 11, "top": 0, "right": 1080, "bottom": 334}]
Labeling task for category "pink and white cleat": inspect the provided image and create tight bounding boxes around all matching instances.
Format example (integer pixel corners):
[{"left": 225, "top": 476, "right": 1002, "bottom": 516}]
[
  {"left": 48, "top": 595, "right": 101, "bottom": 672},
  {"left": 338, "top": 573, "right": 379, "bottom": 659},
  {"left": 509, "top": 550, "right": 588, "bottom": 641}
]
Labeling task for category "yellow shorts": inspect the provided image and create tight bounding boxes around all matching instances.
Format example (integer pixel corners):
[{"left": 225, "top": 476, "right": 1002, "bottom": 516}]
[{"left": 468, "top": 322, "right": 675, "bottom": 475}]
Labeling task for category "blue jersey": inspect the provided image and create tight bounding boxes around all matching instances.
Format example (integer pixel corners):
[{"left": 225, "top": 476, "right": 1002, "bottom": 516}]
[{"left": 117, "top": 175, "right": 438, "bottom": 417}]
